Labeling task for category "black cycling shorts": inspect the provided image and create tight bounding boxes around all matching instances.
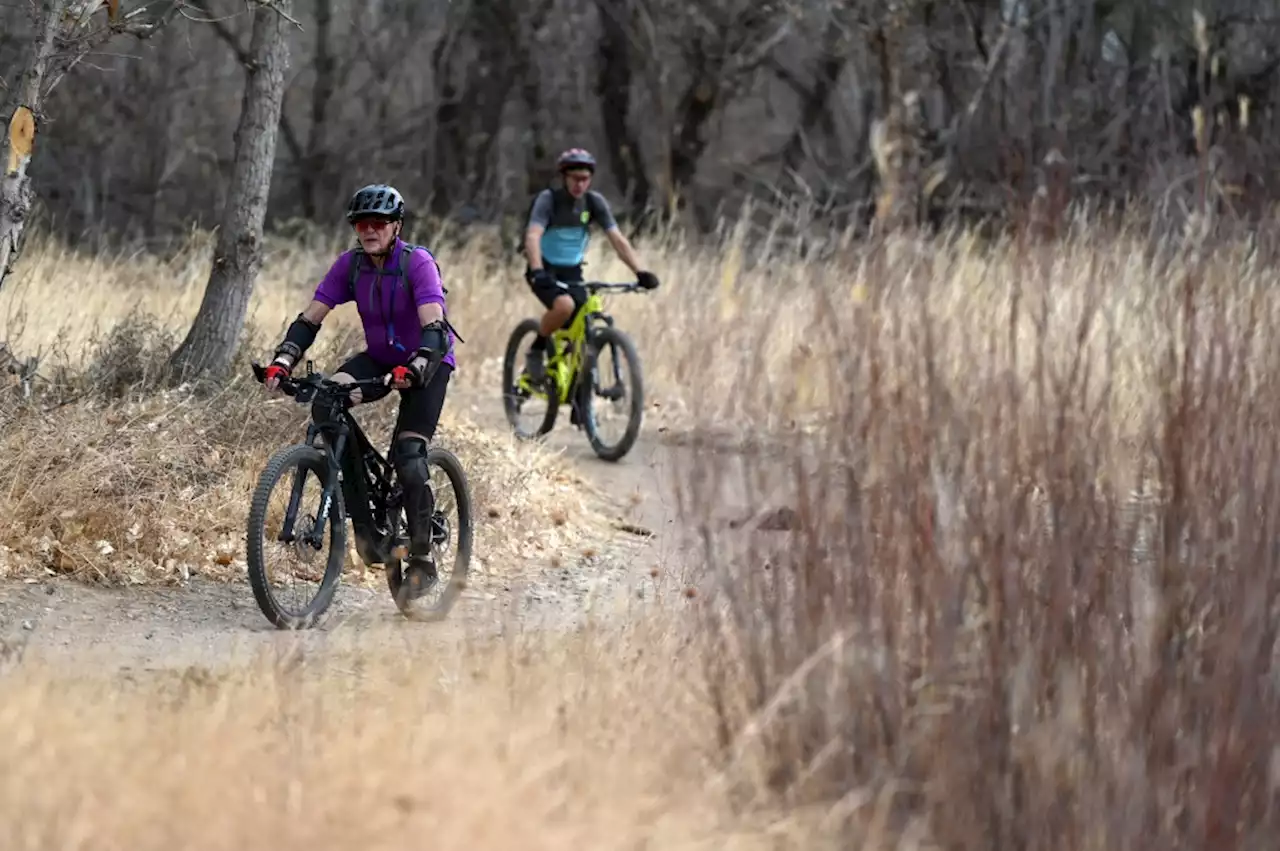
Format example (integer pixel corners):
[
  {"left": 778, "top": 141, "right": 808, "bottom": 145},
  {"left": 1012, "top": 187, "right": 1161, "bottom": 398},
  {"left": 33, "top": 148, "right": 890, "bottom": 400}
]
[
  {"left": 527, "top": 262, "right": 587, "bottom": 317},
  {"left": 335, "top": 351, "right": 452, "bottom": 441}
]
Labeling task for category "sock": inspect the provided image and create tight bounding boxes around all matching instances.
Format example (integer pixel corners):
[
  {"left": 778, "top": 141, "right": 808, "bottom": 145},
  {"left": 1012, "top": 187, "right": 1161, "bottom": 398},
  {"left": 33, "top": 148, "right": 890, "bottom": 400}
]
[{"left": 531, "top": 334, "right": 548, "bottom": 352}]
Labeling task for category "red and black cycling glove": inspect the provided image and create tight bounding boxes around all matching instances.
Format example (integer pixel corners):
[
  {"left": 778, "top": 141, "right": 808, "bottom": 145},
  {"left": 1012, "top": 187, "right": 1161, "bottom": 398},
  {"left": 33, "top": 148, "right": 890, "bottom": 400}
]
[{"left": 264, "top": 361, "right": 291, "bottom": 384}]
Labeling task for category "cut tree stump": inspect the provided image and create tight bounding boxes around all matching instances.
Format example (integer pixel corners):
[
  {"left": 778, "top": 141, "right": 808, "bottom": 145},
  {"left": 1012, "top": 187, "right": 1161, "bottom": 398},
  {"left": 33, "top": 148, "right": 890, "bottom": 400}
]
[{"left": 6, "top": 106, "right": 35, "bottom": 177}]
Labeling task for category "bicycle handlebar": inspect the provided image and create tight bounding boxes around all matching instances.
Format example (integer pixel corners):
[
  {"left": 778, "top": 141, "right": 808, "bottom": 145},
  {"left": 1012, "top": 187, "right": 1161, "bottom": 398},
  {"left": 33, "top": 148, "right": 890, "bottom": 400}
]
[
  {"left": 251, "top": 360, "right": 391, "bottom": 405},
  {"left": 581, "top": 281, "right": 644, "bottom": 294}
]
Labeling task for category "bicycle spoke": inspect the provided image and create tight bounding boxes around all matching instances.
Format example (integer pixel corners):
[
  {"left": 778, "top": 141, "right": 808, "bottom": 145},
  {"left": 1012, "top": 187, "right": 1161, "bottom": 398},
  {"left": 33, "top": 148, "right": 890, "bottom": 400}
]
[
  {"left": 262, "top": 468, "right": 332, "bottom": 609},
  {"left": 246, "top": 443, "right": 346, "bottom": 629},
  {"left": 589, "top": 341, "right": 633, "bottom": 443}
]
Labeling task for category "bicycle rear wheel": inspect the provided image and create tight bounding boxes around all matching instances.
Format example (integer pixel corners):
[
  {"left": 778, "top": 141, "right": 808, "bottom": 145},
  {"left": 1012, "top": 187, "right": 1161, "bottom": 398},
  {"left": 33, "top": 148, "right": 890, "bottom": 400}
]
[
  {"left": 502, "top": 318, "right": 559, "bottom": 439},
  {"left": 385, "top": 446, "right": 474, "bottom": 621},
  {"left": 245, "top": 443, "right": 347, "bottom": 629},
  {"left": 580, "top": 325, "right": 645, "bottom": 462}
]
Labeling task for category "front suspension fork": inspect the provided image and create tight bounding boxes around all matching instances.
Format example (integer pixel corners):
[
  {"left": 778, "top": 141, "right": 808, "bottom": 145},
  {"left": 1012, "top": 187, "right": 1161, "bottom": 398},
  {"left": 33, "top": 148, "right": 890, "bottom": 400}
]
[{"left": 278, "top": 429, "right": 349, "bottom": 551}]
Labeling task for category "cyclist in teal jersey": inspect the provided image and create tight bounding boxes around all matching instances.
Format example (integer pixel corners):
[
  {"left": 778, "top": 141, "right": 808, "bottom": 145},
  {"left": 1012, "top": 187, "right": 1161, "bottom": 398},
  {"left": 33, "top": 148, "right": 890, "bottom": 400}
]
[{"left": 521, "top": 148, "right": 659, "bottom": 381}]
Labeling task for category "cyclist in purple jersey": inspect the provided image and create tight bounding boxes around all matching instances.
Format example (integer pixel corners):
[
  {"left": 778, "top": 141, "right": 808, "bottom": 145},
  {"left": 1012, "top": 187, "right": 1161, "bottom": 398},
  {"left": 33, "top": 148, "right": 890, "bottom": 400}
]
[{"left": 263, "top": 183, "right": 457, "bottom": 599}]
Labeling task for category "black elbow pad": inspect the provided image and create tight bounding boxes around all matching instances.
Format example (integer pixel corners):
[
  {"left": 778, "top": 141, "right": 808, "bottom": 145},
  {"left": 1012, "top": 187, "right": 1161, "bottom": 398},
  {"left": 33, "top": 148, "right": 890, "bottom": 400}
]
[
  {"left": 418, "top": 320, "right": 449, "bottom": 357},
  {"left": 281, "top": 313, "right": 321, "bottom": 355}
]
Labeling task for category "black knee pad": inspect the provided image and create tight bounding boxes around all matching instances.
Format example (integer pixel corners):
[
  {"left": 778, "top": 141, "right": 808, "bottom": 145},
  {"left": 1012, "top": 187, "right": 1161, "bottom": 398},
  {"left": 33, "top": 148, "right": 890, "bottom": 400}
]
[
  {"left": 392, "top": 436, "right": 431, "bottom": 490},
  {"left": 393, "top": 436, "right": 434, "bottom": 551}
]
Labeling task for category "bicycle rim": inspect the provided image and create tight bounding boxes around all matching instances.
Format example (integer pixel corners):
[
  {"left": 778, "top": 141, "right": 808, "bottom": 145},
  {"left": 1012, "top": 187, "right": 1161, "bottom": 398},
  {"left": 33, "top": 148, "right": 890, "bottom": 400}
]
[
  {"left": 582, "top": 325, "right": 645, "bottom": 462},
  {"left": 245, "top": 444, "right": 347, "bottom": 629}
]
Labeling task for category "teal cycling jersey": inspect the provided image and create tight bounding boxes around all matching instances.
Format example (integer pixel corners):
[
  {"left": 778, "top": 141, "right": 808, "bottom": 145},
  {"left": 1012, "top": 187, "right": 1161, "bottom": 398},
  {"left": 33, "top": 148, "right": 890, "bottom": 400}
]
[{"left": 526, "top": 188, "right": 618, "bottom": 267}]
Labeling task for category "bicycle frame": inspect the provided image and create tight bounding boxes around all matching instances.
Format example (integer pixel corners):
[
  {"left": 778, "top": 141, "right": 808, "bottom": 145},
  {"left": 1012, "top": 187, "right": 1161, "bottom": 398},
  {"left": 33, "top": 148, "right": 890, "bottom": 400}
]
[
  {"left": 253, "top": 362, "right": 406, "bottom": 565},
  {"left": 519, "top": 283, "right": 635, "bottom": 405}
]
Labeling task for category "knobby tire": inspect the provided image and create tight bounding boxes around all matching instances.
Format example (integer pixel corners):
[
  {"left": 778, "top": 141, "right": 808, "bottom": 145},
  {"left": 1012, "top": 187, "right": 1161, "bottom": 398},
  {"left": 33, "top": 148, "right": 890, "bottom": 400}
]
[
  {"left": 582, "top": 325, "right": 645, "bottom": 462},
  {"left": 245, "top": 443, "right": 347, "bottom": 629}
]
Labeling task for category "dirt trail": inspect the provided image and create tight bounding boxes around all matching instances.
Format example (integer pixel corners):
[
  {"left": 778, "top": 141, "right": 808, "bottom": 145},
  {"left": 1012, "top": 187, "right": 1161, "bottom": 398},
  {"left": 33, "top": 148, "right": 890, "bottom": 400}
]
[{"left": 0, "top": 384, "right": 791, "bottom": 674}]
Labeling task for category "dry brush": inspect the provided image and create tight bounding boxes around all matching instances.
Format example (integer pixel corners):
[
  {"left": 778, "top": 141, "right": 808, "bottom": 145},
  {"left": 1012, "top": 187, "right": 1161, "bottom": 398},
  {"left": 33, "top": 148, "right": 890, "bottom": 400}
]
[
  {"left": 0, "top": 209, "right": 1278, "bottom": 845},
  {"left": 684, "top": 214, "right": 1280, "bottom": 847}
]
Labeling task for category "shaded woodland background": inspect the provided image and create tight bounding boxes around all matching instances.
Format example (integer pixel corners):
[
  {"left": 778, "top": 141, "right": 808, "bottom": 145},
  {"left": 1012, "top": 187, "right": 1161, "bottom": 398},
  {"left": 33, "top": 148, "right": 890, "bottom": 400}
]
[{"left": 3, "top": 0, "right": 1280, "bottom": 249}]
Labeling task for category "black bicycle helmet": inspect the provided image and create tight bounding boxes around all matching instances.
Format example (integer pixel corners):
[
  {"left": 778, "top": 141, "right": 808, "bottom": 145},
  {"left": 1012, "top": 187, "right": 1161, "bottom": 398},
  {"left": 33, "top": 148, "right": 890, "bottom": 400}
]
[
  {"left": 556, "top": 148, "right": 596, "bottom": 173},
  {"left": 346, "top": 184, "right": 406, "bottom": 222}
]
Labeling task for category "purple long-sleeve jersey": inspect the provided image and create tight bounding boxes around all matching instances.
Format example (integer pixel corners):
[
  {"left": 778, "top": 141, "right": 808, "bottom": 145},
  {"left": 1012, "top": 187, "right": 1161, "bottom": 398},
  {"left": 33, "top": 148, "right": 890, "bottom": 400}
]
[{"left": 311, "top": 237, "right": 456, "bottom": 369}]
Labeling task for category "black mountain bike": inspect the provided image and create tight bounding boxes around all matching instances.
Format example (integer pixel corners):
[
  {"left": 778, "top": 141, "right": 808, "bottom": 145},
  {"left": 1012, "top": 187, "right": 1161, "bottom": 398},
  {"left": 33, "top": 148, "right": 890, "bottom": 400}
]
[{"left": 246, "top": 361, "right": 473, "bottom": 629}]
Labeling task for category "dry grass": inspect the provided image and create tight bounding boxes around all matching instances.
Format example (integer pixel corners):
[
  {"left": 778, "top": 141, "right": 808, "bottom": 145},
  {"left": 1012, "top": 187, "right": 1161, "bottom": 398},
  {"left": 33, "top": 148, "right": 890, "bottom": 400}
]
[
  {"left": 0, "top": 312, "right": 612, "bottom": 587},
  {"left": 683, "top": 214, "right": 1280, "bottom": 847},
  {"left": 3, "top": 206, "right": 1280, "bottom": 845},
  {"left": 0, "top": 618, "right": 835, "bottom": 850}
]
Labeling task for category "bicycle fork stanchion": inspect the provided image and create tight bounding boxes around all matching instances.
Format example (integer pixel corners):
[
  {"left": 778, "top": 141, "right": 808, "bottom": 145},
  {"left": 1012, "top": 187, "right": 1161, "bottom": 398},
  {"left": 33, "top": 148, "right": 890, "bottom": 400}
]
[
  {"left": 308, "top": 429, "right": 347, "bottom": 550},
  {"left": 594, "top": 338, "right": 626, "bottom": 401},
  {"left": 278, "top": 469, "right": 308, "bottom": 544}
]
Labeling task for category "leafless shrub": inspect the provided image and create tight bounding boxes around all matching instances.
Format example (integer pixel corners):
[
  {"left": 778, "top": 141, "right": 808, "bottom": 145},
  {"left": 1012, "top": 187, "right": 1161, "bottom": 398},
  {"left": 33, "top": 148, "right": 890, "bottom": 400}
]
[{"left": 688, "top": 214, "right": 1280, "bottom": 847}]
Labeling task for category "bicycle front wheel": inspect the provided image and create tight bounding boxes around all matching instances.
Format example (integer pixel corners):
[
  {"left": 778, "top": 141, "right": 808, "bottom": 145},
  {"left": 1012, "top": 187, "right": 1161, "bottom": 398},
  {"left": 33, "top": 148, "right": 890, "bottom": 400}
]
[
  {"left": 580, "top": 325, "right": 645, "bottom": 462},
  {"left": 245, "top": 443, "right": 347, "bottom": 629}
]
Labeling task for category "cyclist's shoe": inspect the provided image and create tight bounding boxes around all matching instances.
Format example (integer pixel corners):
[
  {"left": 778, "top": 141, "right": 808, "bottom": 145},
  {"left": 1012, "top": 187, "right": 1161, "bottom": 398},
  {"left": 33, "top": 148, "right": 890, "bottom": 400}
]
[
  {"left": 524, "top": 348, "right": 547, "bottom": 383},
  {"left": 403, "top": 556, "right": 438, "bottom": 600}
]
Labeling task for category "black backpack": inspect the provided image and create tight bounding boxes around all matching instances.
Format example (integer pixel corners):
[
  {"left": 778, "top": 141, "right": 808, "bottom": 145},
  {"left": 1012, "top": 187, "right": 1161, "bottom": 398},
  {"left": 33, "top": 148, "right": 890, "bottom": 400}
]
[
  {"left": 346, "top": 242, "right": 465, "bottom": 343},
  {"left": 346, "top": 242, "right": 447, "bottom": 299}
]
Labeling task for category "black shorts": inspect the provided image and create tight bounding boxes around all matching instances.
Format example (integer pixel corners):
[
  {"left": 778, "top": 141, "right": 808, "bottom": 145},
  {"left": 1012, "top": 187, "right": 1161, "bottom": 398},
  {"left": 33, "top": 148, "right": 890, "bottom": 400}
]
[
  {"left": 527, "top": 263, "right": 587, "bottom": 317},
  {"left": 335, "top": 351, "right": 452, "bottom": 441}
]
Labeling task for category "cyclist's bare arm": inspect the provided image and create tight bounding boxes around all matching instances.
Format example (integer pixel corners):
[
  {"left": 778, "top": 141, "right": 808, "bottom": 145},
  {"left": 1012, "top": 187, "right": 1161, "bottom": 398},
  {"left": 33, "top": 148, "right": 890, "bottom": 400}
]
[
  {"left": 417, "top": 301, "right": 444, "bottom": 327},
  {"left": 301, "top": 299, "right": 331, "bottom": 326},
  {"left": 525, "top": 189, "right": 555, "bottom": 271},
  {"left": 524, "top": 223, "right": 546, "bottom": 269},
  {"left": 605, "top": 227, "right": 644, "bottom": 275}
]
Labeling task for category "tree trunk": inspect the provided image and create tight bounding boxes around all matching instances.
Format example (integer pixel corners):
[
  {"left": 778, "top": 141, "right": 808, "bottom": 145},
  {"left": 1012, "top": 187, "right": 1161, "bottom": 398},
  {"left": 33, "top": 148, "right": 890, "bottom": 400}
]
[
  {"left": 778, "top": 21, "right": 847, "bottom": 177},
  {"left": 870, "top": 3, "right": 929, "bottom": 234},
  {"left": 301, "top": 0, "right": 335, "bottom": 220},
  {"left": 167, "top": 0, "right": 291, "bottom": 384},
  {"left": 596, "top": 0, "right": 651, "bottom": 217},
  {"left": 0, "top": 0, "right": 68, "bottom": 291}
]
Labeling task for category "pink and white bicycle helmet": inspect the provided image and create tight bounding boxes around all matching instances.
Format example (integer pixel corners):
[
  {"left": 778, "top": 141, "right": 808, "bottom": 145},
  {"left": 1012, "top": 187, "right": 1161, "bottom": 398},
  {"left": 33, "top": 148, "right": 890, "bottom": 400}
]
[{"left": 556, "top": 148, "right": 597, "bottom": 173}]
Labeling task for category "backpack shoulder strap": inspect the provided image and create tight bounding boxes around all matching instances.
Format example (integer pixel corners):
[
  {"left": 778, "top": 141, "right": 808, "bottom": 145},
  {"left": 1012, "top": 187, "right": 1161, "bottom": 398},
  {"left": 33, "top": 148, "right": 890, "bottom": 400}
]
[
  {"left": 346, "top": 247, "right": 366, "bottom": 301},
  {"left": 400, "top": 242, "right": 465, "bottom": 345},
  {"left": 399, "top": 242, "right": 449, "bottom": 296},
  {"left": 585, "top": 190, "right": 607, "bottom": 226}
]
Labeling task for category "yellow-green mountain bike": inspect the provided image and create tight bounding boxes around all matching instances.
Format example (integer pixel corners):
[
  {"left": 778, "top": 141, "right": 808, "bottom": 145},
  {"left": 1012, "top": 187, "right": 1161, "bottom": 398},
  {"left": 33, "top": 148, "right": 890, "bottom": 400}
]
[{"left": 501, "top": 280, "right": 646, "bottom": 462}]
